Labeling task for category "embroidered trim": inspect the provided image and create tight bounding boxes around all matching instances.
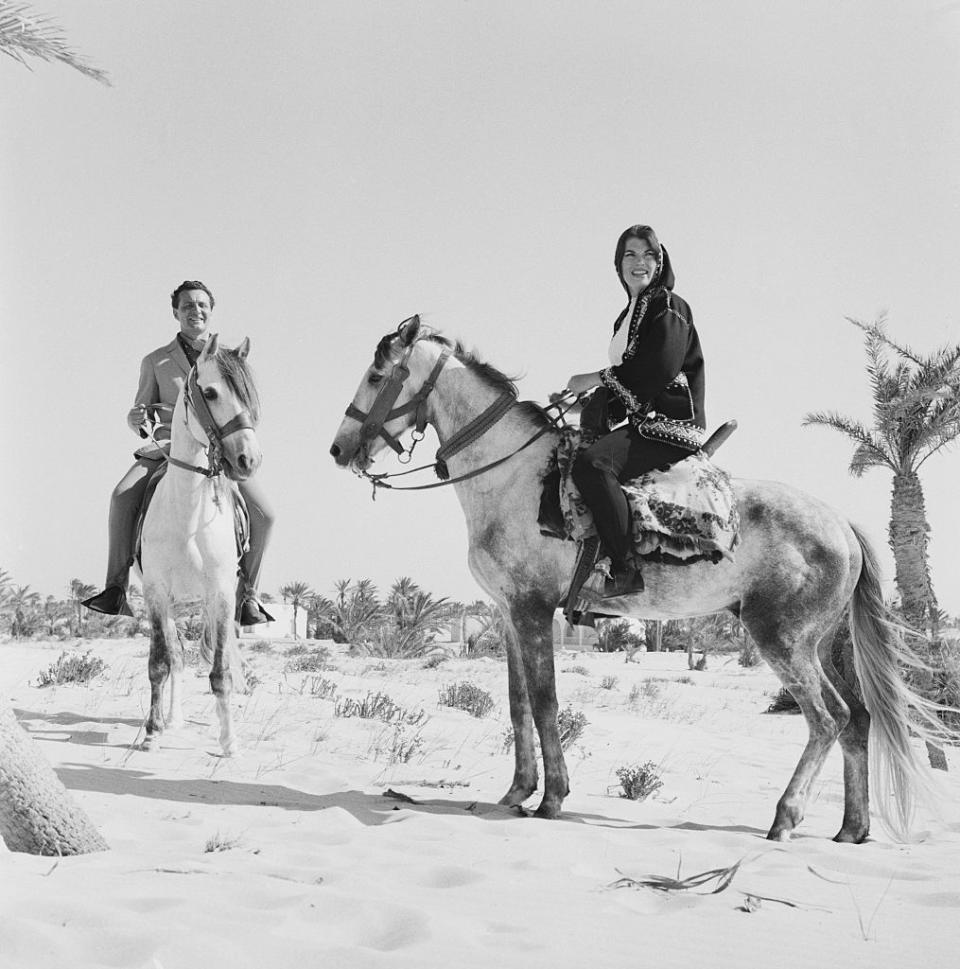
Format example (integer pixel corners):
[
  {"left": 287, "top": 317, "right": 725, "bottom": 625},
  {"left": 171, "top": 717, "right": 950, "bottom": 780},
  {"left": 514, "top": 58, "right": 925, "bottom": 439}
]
[
  {"left": 600, "top": 366, "right": 646, "bottom": 417},
  {"left": 637, "top": 416, "right": 705, "bottom": 451}
]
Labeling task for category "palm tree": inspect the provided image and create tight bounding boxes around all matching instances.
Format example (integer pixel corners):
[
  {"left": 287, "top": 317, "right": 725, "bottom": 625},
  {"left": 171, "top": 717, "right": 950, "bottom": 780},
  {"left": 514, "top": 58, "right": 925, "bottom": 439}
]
[
  {"left": 0, "top": 1, "right": 109, "bottom": 83},
  {"left": 68, "top": 578, "right": 97, "bottom": 636},
  {"left": 804, "top": 316, "right": 960, "bottom": 636},
  {"left": 279, "top": 581, "right": 315, "bottom": 639},
  {"left": 312, "top": 579, "right": 384, "bottom": 647},
  {"left": 5, "top": 584, "right": 40, "bottom": 638},
  {"left": 39, "top": 595, "right": 71, "bottom": 638}
]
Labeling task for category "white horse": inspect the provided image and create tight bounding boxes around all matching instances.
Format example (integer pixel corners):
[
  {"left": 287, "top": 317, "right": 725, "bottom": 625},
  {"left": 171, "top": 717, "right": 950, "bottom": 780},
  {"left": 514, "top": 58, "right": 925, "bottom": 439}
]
[{"left": 140, "top": 334, "right": 262, "bottom": 755}]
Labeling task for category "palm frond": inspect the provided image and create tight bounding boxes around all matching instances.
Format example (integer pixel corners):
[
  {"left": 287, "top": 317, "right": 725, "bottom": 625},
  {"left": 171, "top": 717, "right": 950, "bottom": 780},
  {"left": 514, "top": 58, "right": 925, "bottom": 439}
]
[{"left": 0, "top": 1, "right": 110, "bottom": 84}]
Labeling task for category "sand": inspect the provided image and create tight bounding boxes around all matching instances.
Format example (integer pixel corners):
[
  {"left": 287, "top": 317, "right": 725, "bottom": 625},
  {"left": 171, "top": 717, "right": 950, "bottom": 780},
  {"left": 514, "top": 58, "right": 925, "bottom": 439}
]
[{"left": 2, "top": 636, "right": 959, "bottom": 969}]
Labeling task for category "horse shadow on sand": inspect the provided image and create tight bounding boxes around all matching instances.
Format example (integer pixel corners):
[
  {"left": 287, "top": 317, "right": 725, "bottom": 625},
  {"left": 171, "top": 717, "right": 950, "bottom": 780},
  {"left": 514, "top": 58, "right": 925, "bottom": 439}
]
[{"left": 50, "top": 760, "right": 769, "bottom": 837}]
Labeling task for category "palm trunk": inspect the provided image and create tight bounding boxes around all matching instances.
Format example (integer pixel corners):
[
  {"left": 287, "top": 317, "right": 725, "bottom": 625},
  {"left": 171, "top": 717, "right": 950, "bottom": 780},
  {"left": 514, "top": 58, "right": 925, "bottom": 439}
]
[
  {"left": 0, "top": 703, "right": 108, "bottom": 855},
  {"left": 888, "top": 472, "right": 938, "bottom": 635},
  {"left": 888, "top": 472, "right": 947, "bottom": 770}
]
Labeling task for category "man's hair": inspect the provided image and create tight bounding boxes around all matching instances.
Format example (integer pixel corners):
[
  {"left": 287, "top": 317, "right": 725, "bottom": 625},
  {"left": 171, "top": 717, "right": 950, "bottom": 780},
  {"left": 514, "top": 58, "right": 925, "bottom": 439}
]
[{"left": 170, "top": 280, "right": 215, "bottom": 311}]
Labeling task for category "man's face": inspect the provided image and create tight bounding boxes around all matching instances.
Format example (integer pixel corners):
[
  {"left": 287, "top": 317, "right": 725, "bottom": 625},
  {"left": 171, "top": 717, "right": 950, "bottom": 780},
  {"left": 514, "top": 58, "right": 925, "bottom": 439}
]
[{"left": 173, "top": 289, "right": 212, "bottom": 340}]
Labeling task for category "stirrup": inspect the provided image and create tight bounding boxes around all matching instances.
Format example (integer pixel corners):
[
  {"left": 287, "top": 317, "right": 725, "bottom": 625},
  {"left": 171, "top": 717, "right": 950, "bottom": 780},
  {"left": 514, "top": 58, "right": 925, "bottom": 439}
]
[{"left": 562, "top": 535, "right": 600, "bottom": 627}]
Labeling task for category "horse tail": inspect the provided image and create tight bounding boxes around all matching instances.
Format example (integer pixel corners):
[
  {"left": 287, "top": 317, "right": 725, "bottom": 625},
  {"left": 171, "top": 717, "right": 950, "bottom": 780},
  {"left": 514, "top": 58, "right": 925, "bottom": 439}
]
[{"left": 847, "top": 522, "right": 953, "bottom": 840}]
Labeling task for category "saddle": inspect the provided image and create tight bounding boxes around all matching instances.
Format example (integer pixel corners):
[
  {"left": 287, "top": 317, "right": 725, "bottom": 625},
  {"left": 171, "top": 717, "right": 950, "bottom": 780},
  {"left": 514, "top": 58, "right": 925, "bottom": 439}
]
[
  {"left": 539, "top": 421, "right": 740, "bottom": 626},
  {"left": 133, "top": 463, "right": 251, "bottom": 571}
]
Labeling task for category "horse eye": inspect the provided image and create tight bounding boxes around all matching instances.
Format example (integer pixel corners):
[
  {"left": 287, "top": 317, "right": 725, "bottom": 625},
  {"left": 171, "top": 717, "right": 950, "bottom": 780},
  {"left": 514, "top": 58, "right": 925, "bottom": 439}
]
[
  {"left": 368, "top": 373, "right": 383, "bottom": 386},
  {"left": 203, "top": 387, "right": 218, "bottom": 401}
]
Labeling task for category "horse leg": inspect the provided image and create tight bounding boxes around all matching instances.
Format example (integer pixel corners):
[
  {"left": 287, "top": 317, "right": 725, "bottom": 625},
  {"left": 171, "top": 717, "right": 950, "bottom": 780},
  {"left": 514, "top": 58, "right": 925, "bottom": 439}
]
[
  {"left": 759, "top": 636, "right": 850, "bottom": 841},
  {"left": 165, "top": 617, "right": 186, "bottom": 730},
  {"left": 143, "top": 606, "right": 173, "bottom": 750},
  {"left": 498, "top": 619, "right": 539, "bottom": 807},
  {"left": 207, "top": 595, "right": 238, "bottom": 757},
  {"left": 821, "top": 625, "right": 871, "bottom": 843},
  {"left": 509, "top": 593, "right": 569, "bottom": 819}
]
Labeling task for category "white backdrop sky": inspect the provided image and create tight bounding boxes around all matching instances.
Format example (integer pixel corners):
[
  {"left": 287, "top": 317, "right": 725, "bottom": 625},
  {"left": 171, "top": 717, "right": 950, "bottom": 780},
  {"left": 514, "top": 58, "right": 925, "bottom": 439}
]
[{"left": 1, "top": 0, "right": 959, "bottom": 612}]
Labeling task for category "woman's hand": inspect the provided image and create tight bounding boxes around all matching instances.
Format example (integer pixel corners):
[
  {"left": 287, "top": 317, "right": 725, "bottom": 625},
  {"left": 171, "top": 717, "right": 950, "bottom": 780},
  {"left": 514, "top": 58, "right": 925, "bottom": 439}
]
[{"left": 565, "top": 371, "right": 602, "bottom": 396}]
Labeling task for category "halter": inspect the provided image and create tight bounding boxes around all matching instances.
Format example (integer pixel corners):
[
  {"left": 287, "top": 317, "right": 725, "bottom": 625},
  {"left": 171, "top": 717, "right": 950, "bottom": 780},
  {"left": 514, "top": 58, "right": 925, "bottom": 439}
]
[{"left": 166, "top": 364, "right": 257, "bottom": 477}]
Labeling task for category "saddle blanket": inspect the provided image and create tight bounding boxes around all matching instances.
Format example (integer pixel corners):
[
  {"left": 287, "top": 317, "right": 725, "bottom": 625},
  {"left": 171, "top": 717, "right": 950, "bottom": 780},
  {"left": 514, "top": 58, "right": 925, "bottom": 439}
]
[{"left": 552, "top": 428, "right": 739, "bottom": 568}]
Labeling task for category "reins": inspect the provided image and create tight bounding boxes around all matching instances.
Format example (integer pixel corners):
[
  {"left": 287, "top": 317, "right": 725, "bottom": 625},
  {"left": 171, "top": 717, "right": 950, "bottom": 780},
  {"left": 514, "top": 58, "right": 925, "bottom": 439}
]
[
  {"left": 355, "top": 381, "right": 582, "bottom": 500},
  {"left": 144, "top": 364, "right": 256, "bottom": 479}
]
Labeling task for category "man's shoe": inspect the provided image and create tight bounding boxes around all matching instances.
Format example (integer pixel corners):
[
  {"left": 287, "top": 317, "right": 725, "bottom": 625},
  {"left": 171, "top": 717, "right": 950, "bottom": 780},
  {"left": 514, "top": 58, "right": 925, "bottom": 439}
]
[
  {"left": 81, "top": 586, "right": 134, "bottom": 617},
  {"left": 602, "top": 566, "right": 644, "bottom": 599},
  {"left": 238, "top": 596, "right": 274, "bottom": 627}
]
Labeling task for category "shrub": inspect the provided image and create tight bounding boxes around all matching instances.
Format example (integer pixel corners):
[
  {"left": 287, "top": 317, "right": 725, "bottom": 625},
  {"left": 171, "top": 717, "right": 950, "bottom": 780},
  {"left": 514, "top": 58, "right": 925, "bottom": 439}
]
[
  {"left": 628, "top": 680, "right": 661, "bottom": 704},
  {"left": 600, "top": 675, "right": 618, "bottom": 690},
  {"left": 615, "top": 761, "right": 664, "bottom": 801},
  {"left": 501, "top": 704, "right": 589, "bottom": 752},
  {"left": 766, "top": 686, "right": 800, "bottom": 714},
  {"left": 557, "top": 705, "right": 588, "bottom": 750},
  {"left": 438, "top": 681, "right": 495, "bottom": 718},
  {"left": 204, "top": 831, "right": 243, "bottom": 853},
  {"left": 373, "top": 723, "right": 425, "bottom": 764},
  {"left": 284, "top": 647, "right": 331, "bottom": 673},
  {"left": 738, "top": 636, "right": 762, "bottom": 667},
  {"left": 595, "top": 619, "right": 646, "bottom": 653},
  {"left": 564, "top": 665, "right": 590, "bottom": 676},
  {"left": 35, "top": 650, "right": 106, "bottom": 687},
  {"left": 334, "top": 691, "right": 426, "bottom": 725},
  {"left": 306, "top": 675, "right": 338, "bottom": 699},
  {"left": 422, "top": 653, "right": 449, "bottom": 669}
]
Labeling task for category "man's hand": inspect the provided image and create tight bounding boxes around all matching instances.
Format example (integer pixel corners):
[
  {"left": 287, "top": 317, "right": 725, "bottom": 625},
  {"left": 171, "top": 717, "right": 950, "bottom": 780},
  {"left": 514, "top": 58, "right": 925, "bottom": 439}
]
[{"left": 127, "top": 404, "right": 149, "bottom": 435}]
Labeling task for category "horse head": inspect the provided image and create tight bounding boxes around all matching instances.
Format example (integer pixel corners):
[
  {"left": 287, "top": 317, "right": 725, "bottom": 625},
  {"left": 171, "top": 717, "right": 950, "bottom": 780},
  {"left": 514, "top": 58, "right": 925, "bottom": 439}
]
[
  {"left": 330, "top": 314, "right": 448, "bottom": 471},
  {"left": 186, "top": 334, "right": 263, "bottom": 481}
]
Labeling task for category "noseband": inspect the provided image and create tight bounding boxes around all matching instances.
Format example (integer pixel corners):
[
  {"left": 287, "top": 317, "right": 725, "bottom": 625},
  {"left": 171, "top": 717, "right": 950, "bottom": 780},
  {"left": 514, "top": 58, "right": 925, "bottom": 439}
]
[
  {"left": 168, "top": 365, "right": 257, "bottom": 477},
  {"left": 344, "top": 343, "right": 453, "bottom": 462}
]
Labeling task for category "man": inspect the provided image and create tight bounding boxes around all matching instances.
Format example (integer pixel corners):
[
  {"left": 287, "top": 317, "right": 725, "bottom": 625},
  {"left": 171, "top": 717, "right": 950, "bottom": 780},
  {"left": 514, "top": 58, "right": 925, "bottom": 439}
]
[{"left": 83, "top": 280, "right": 275, "bottom": 626}]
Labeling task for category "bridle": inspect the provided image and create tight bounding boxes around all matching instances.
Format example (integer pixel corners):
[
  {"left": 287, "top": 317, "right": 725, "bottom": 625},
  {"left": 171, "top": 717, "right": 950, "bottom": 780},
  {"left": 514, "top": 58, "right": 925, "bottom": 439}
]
[
  {"left": 166, "top": 365, "right": 257, "bottom": 478},
  {"left": 344, "top": 337, "right": 580, "bottom": 498},
  {"left": 344, "top": 341, "right": 453, "bottom": 465}
]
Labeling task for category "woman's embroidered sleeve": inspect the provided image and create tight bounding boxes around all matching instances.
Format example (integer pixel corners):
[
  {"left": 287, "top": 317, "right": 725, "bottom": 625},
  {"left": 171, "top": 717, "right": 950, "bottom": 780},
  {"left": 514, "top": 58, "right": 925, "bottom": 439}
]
[{"left": 600, "top": 299, "right": 689, "bottom": 407}]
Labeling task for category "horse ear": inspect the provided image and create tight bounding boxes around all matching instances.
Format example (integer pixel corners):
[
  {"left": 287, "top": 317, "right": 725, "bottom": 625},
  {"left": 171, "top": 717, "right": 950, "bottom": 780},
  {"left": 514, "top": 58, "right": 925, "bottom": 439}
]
[
  {"left": 236, "top": 337, "right": 251, "bottom": 360},
  {"left": 200, "top": 333, "right": 219, "bottom": 360},
  {"left": 398, "top": 314, "right": 421, "bottom": 346}
]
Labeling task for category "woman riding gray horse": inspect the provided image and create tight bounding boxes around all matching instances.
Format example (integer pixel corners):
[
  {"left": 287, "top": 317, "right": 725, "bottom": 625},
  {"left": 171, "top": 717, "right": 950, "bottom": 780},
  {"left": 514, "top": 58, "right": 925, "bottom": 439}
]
[{"left": 567, "top": 225, "right": 706, "bottom": 598}]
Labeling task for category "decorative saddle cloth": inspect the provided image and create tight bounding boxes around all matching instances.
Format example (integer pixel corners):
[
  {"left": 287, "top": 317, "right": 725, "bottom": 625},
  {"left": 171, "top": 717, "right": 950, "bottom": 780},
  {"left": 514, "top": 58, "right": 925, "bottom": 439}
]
[
  {"left": 133, "top": 463, "right": 251, "bottom": 571},
  {"left": 540, "top": 427, "right": 740, "bottom": 568}
]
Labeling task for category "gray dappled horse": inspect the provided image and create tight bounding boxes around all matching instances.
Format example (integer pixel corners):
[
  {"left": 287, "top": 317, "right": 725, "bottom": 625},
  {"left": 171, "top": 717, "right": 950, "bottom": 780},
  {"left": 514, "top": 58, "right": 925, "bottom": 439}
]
[
  {"left": 140, "top": 335, "right": 261, "bottom": 756},
  {"left": 330, "top": 316, "right": 951, "bottom": 843}
]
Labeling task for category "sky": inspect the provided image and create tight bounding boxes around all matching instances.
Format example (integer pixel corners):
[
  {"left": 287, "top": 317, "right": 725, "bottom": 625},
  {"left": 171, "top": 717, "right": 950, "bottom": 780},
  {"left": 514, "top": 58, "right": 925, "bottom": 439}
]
[{"left": 1, "top": 0, "right": 959, "bottom": 613}]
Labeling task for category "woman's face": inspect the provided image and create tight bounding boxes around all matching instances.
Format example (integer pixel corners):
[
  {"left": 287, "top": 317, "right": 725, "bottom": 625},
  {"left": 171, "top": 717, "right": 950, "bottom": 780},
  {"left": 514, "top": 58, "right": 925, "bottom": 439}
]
[{"left": 620, "top": 237, "right": 659, "bottom": 296}]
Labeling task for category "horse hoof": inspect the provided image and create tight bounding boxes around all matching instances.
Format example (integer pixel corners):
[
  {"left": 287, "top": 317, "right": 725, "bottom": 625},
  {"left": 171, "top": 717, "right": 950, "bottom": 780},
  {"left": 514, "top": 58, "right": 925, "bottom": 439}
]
[
  {"left": 766, "top": 827, "right": 792, "bottom": 842},
  {"left": 498, "top": 786, "right": 536, "bottom": 808},
  {"left": 141, "top": 735, "right": 160, "bottom": 751},
  {"left": 833, "top": 828, "right": 868, "bottom": 844},
  {"left": 534, "top": 801, "right": 562, "bottom": 820}
]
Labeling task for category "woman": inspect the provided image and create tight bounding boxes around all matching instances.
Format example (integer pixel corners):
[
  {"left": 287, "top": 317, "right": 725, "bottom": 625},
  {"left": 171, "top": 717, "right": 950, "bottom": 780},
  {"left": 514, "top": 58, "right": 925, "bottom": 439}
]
[{"left": 566, "top": 225, "right": 706, "bottom": 597}]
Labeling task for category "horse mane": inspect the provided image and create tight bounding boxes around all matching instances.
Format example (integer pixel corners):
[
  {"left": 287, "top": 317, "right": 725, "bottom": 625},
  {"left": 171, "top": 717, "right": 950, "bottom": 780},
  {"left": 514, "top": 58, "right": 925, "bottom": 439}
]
[
  {"left": 213, "top": 346, "right": 261, "bottom": 424},
  {"left": 375, "top": 327, "right": 551, "bottom": 429}
]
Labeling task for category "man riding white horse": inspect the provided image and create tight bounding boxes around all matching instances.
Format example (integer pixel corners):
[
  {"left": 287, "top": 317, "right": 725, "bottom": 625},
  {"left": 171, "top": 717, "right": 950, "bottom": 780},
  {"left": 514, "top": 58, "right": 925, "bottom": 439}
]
[{"left": 83, "top": 280, "right": 275, "bottom": 626}]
